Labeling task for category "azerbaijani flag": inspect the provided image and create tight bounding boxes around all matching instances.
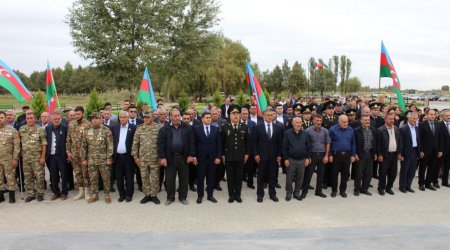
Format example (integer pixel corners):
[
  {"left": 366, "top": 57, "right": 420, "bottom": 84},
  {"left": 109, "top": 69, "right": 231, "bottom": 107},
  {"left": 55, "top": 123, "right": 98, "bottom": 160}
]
[
  {"left": 380, "top": 41, "right": 406, "bottom": 112},
  {"left": 316, "top": 61, "right": 329, "bottom": 70},
  {"left": 0, "top": 60, "right": 32, "bottom": 103},
  {"left": 46, "top": 61, "right": 58, "bottom": 112},
  {"left": 245, "top": 62, "right": 267, "bottom": 116},
  {"left": 137, "top": 67, "right": 157, "bottom": 110}
]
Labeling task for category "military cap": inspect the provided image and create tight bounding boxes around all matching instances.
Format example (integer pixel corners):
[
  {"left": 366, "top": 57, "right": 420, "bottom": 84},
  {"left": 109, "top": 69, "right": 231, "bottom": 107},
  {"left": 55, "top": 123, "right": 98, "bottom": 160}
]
[
  {"left": 230, "top": 107, "right": 241, "bottom": 114},
  {"left": 310, "top": 104, "right": 318, "bottom": 111},
  {"left": 89, "top": 112, "right": 102, "bottom": 119},
  {"left": 321, "top": 100, "right": 336, "bottom": 112},
  {"left": 345, "top": 109, "right": 357, "bottom": 115},
  {"left": 293, "top": 103, "right": 303, "bottom": 111},
  {"left": 142, "top": 111, "right": 152, "bottom": 117},
  {"left": 335, "top": 101, "right": 342, "bottom": 106},
  {"left": 301, "top": 105, "right": 312, "bottom": 114},
  {"left": 63, "top": 106, "right": 74, "bottom": 113},
  {"left": 369, "top": 102, "right": 382, "bottom": 109}
]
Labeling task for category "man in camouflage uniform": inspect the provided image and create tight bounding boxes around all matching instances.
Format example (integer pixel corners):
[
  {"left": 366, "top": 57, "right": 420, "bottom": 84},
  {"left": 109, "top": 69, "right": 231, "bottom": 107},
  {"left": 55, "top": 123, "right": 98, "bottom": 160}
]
[
  {"left": 132, "top": 111, "right": 162, "bottom": 204},
  {"left": 19, "top": 112, "right": 47, "bottom": 202},
  {"left": 0, "top": 111, "right": 20, "bottom": 203},
  {"left": 81, "top": 112, "right": 113, "bottom": 204},
  {"left": 66, "top": 106, "right": 92, "bottom": 200}
]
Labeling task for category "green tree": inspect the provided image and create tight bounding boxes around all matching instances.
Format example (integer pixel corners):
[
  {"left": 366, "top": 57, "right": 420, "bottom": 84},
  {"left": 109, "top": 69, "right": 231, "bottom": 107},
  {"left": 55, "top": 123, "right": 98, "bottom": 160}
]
[
  {"left": 31, "top": 91, "right": 46, "bottom": 119},
  {"left": 67, "top": 0, "right": 220, "bottom": 89},
  {"left": 267, "top": 65, "right": 283, "bottom": 95},
  {"left": 236, "top": 89, "right": 246, "bottom": 106},
  {"left": 211, "top": 90, "right": 223, "bottom": 107},
  {"left": 339, "top": 55, "right": 347, "bottom": 93},
  {"left": 85, "top": 87, "right": 103, "bottom": 118},
  {"left": 176, "top": 90, "right": 189, "bottom": 111},
  {"left": 344, "top": 77, "right": 361, "bottom": 93},
  {"left": 281, "top": 59, "right": 291, "bottom": 87},
  {"left": 286, "top": 61, "right": 307, "bottom": 95}
]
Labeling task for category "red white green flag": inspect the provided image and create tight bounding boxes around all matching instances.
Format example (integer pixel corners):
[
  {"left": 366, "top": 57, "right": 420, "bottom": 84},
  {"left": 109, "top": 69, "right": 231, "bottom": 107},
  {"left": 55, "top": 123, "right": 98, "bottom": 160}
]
[
  {"left": 0, "top": 59, "right": 32, "bottom": 103},
  {"left": 245, "top": 62, "right": 267, "bottom": 116},
  {"left": 46, "top": 61, "right": 59, "bottom": 112},
  {"left": 380, "top": 41, "right": 406, "bottom": 112}
]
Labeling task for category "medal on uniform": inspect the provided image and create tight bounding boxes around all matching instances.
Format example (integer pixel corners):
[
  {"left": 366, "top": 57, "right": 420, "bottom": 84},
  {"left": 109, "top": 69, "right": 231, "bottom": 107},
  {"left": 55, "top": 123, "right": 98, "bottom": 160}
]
[{"left": 227, "top": 129, "right": 230, "bottom": 136}]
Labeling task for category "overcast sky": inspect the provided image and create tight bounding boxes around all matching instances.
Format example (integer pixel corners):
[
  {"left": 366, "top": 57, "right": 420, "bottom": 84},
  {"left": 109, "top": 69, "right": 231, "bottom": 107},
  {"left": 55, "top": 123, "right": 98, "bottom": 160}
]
[{"left": 1, "top": 0, "right": 450, "bottom": 90}]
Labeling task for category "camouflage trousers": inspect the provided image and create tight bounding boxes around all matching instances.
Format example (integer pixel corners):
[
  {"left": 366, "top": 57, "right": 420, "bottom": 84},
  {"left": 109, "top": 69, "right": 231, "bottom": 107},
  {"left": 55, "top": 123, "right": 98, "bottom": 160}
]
[
  {"left": 72, "top": 154, "right": 90, "bottom": 188},
  {"left": 140, "top": 161, "right": 160, "bottom": 197},
  {"left": 23, "top": 161, "right": 45, "bottom": 196},
  {"left": 89, "top": 164, "right": 110, "bottom": 195},
  {"left": 0, "top": 158, "right": 16, "bottom": 191}
]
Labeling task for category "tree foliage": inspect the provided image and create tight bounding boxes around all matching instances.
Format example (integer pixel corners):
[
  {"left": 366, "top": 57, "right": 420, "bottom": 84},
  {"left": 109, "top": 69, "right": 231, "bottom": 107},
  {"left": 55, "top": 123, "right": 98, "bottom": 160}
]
[
  {"left": 286, "top": 61, "right": 307, "bottom": 95},
  {"left": 31, "top": 91, "right": 46, "bottom": 119},
  {"left": 85, "top": 87, "right": 103, "bottom": 118}
]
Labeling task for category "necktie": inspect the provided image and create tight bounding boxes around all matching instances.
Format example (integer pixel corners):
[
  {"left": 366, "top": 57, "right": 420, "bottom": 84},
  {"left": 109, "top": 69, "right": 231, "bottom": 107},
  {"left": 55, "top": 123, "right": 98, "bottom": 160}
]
[
  {"left": 267, "top": 124, "right": 272, "bottom": 140},
  {"left": 430, "top": 122, "right": 435, "bottom": 135},
  {"left": 234, "top": 124, "right": 237, "bottom": 131},
  {"left": 206, "top": 126, "right": 210, "bottom": 137},
  {"left": 447, "top": 122, "right": 450, "bottom": 134}
]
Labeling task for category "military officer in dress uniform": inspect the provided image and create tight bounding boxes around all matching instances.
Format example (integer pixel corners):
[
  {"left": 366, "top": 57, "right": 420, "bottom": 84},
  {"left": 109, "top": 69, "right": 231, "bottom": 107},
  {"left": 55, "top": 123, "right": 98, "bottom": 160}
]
[
  {"left": 369, "top": 102, "right": 384, "bottom": 179},
  {"left": 81, "top": 112, "right": 114, "bottom": 204},
  {"left": 0, "top": 111, "right": 20, "bottom": 203},
  {"left": 321, "top": 100, "right": 338, "bottom": 190},
  {"left": 221, "top": 107, "right": 249, "bottom": 203},
  {"left": 334, "top": 101, "right": 345, "bottom": 116},
  {"left": 347, "top": 109, "right": 360, "bottom": 129},
  {"left": 301, "top": 105, "right": 313, "bottom": 130}
]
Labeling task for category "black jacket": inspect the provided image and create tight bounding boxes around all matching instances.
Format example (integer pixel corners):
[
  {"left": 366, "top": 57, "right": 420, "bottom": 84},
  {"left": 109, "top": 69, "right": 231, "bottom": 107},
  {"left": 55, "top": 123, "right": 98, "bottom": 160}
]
[
  {"left": 157, "top": 122, "right": 195, "bottom": 161},
  {"left": 112, "top": 123, "right": 136, "bottom": 159},
  {"left": 354, "top": 126, "right": 378, "bottom": 156}
]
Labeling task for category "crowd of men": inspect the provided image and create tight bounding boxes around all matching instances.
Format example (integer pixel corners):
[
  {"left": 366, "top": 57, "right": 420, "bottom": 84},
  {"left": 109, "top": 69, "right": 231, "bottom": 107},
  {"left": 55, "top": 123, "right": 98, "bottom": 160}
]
[{"left": 0, "top": 95, "right": 449, "bottom": 205}]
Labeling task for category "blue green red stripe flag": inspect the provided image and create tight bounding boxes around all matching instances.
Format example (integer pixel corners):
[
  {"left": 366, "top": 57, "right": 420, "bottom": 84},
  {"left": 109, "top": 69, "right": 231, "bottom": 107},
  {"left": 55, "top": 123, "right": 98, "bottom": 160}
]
[
  {"left": 380, "top": 41, "right": 406, "bottom": 112},
  {"left": 245, "top": 62, "right": 267, "bottom": 116},
  {"left": 137, "top": 67, "right": 157, "bottom": 110},
  {"left": 46, "top": 61, "right": 58, "bottom": 112},
  {"left": 0, "top": 59, "right": 32, "bottom": 103}
]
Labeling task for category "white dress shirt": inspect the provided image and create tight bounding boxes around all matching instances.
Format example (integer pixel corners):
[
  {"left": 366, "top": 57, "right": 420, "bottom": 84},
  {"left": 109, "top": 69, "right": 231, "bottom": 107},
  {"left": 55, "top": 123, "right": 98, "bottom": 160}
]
[{"left": 117, "top": 123, "right": 129, "bottom": 154}]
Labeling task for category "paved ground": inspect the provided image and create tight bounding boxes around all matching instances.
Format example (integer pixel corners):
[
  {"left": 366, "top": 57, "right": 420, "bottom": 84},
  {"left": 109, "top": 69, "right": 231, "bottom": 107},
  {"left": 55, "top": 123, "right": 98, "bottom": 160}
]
[{"left": 1, "top": 171, "right": 450, "bottom": 249}]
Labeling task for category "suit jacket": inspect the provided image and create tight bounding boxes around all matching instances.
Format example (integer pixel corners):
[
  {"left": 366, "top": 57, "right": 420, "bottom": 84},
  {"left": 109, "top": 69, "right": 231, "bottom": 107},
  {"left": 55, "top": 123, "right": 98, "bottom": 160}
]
[
  {"left": 45, "top": 123, "right": 68, "bottom": 160},
  {"left": 419, "top": 120, "right": 442, "bottom": 155},
  {"left": 377, "top": 125, "right": 402, "bottom": 156},
  {"left": 400, "top": 124, "right": 420, "bottom": 159},
  {"left": 439, "top": 121, "right": 450, "bottom": 154},
  {"left": 220, "top": 104, "right": 239, "bottom": 119},
  {"left": 193, "top": 124, "right": 222, "bottom": 161},
  {"left": 112, "top": 123, "right": 136, "bottom": 159},
  {"left": 190, "top": 119, "right": 202, "bottom": 127},
  {"left": 354, "top": 126, "right": 378, "bottom": 157},
  {"left": 157, "top": 122, "right": 195, "bottom": 160},
  {"left": 252, "top": 122, "right": 283, "bottom": 161},
  {"left": 249, "top": 114, "right": 264, "bottom": 125},
  {"left": 129, "top": 118, "right": 143, "bottom": 126}
]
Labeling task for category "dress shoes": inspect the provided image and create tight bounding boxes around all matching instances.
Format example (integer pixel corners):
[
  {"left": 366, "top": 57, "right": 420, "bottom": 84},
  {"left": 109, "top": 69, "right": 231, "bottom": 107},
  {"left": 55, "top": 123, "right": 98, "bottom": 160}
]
[
  {"left": 270, "top": 196, "right": 279, "bottom": 202},
  {"left": 247, "top": 184, "right": 255, "bottom": 189},
  {"left": 189, "top": 185, "right": 197, "bottom": 192},
  {"left": 386, "top": 189, "right": 395, "bottom": 195},
  {"left": 126, "top": 196, "right": 132, "bottom": 202},
  {"left": 235, "top": 197, "right": 242, "bottom": 203},
  {"left": 331, "top": 191, "right": 337, "bottom": 198},
  {"left": 360, "top": 191, "right": 372, "bottom": 196},
  {"left": 406, "top": 187, "right": 415, "bottom": 193},
  {"left": 196, "top": 197, "right": 203, "bottom": 204},
  {"left": 51, "top": 194, "right": 61, "bottom": 200},
  {"left": 425, "top": 185, "right": 436, "bottom": 191},
  {"left": 286, "top": 195, "right": 292, "bottom": 201},
  {"left": 208, "top": 196, "right": 218, "bottom": 203},
  {"left": 433, "top": 183, "right": 440, "bottom": 189},
  {"left": 215, "top": 185, "right": 222, "bottom": 191},
  {"left": 315, "top": 193, "right": 327, "bottom": 198},
  {"left": 399, "top": 187, "right": 407, "bottom": 193},
  {"left": 419, "top": 185, "right": 425, "bottom": 191},
  {"left": 275, "top": 183, "right": 281, "bottom": 189},
  {"left": 179, "top": 199, "right": 189, "bottom": 205},
  {"left": 257, "top": 197, "right": 263, "bottom": 203},
  {"left": 118, "top": 196, "right": 126, "bottom": 202},
  {"left": 354, "top": 191, "right": 360, "bottom": 196},
  {"left": 228, "top": 197, "right": 235, "bottom": 203},
  {"left": 378, "top": 190, "right": 385, "bottom": 196},
  {"left": 164, "top": 199, "right": 174, "bottom": 206},
  {"left": 37, "top": 195, "right": 44, "bottom": 202},
  {"left": 340, "top": 192, "right": 347, "bottom": 198}
]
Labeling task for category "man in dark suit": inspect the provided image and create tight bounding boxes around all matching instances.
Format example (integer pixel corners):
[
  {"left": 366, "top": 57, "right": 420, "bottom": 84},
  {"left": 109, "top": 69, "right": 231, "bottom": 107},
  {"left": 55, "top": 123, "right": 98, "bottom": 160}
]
[
  {"left": 399, "top": 111, "right": 420, "bottom": 193},
  {"left": 354, "top": 115, "right": 377, "bottom": 196},
  {"left": 112, "top": 111, "right": 137, "bottom": 202},
  {"left": 220, "top": 97, "right": 232, "bottom": 119},
  {"left": 249, "top": 104, "right": 263, "bottom": 125},
  {"left": 127, "top": 105, "right": 143, "bottom": 191},
  {"left": 157, "top": 108, "right": 195, "bottom": 205},
  {"left": 419, "top": 109, "right": 442, "bottom": 190},
  {"left": 253, "top": 109, "right": 283, "bottom": 202},
  {"left": 193, "top": 112, "right": 222, "bottom": 204},
  {"left": 102, "top": 109, "right": 118, "bottom": 128},
  {"left": 240, "top": 108, "right": 257, "bottom": 189},
  {"left": 45, "top": 110, "right": 69, "bottom": 200},
  {"left": 274, "top": 104, "right": 289, "bottom": 126},
  {"left": 377, "top": 113, "right": 402, "bottom": 195},
  {"left": 439, "top": 110, "right": 450, "bottom": 187},
  {"left": 221, "top": 107, "right": 249, "bottom": 203}
]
